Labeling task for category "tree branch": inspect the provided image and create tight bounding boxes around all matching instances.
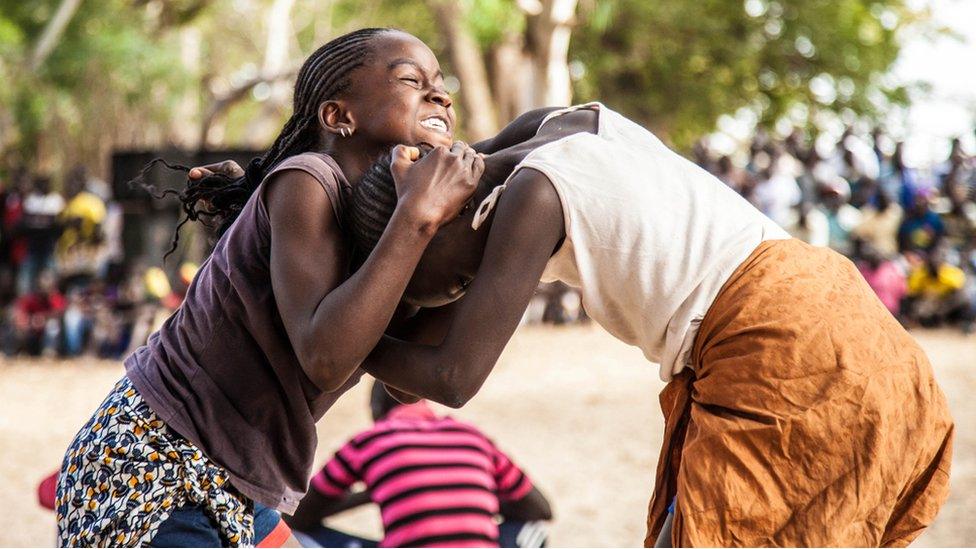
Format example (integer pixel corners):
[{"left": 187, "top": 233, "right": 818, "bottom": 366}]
[
  {"left": 29, "top": 0, "right": 84, "bottom": 71},
  {"left": 199, "top": 66, "right": 299, "bottom": 148}
]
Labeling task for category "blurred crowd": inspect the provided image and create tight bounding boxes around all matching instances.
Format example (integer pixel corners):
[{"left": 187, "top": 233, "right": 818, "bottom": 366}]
[
  {"left": 696, "top": 127, "right": 976, "bottom": 334},
  {"left": 0, "top": 166, "right": 195, "bottom": 359}
]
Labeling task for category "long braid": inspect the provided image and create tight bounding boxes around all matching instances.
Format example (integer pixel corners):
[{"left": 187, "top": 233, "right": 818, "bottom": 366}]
[{"left": 136, "top": 27, "right": 391, "bottom": 257}]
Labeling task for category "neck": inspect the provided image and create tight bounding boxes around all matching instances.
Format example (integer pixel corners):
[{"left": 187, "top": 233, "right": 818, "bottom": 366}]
[{"left": 319, "top": 136, "right": 390, "bottom": 184}]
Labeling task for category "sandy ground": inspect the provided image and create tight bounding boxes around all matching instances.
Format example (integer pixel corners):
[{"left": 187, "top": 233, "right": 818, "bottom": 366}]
[{"left": 0, "top": 325, "right": 972, "bottom": 547}]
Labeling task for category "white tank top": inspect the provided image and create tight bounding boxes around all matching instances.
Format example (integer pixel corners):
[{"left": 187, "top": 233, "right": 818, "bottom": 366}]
[{"left": 490, "top": 103, "right": 789, "bottom": 381}]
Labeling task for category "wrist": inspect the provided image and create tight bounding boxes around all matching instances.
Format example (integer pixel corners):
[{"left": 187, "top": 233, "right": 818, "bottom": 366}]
[{"left": 391, "top": 204, "right": 439, "bottom": 240}]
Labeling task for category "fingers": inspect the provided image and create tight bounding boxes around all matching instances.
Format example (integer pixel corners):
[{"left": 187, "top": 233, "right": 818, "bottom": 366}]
[
  {"left": 393, "top": 144, "right": 421, "bottom": 161},
  {"left": 471, "top": 151, "right": 486, "bottom": 180},
  {"left": 391, "top": 144, "right": 421, "bottom": 172},
  {"left": 188, "top": 168, "right": 212, "bottom": 180},
  {"left": 461, "top": 144, "right": 476, "bottom": 169},
  {"left": 390, "top": 145, "right": 422, "bottom": 197},
  {"left": 188, "top": 160, "right": 244, "bottom": 180}
]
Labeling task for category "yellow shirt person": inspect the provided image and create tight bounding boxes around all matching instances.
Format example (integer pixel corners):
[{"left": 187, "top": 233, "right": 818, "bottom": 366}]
[{"left": 907, "top": 263, "right": 966, "bottom": 298}]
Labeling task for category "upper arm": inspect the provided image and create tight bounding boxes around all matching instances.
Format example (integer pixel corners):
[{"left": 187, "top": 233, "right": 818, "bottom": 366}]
[
  {"left": 436, "top": 169, "right": 565, "bottom": 397},
  {"left": 266, "top": 170, "right": 348, "bottom": 373},
  {"left": 473, "top": 108, "right": 564, "bottom": 154}
]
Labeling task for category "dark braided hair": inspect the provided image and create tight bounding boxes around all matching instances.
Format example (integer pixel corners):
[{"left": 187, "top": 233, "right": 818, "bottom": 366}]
[
  {"left": 136, "top": 27, "right": 392, "bottom": 257},
  {"left": 349, "top": 150, "right": 399, "bottom": 257}
]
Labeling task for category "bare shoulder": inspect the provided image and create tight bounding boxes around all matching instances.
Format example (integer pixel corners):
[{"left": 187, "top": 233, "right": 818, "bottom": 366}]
[
  {"left": 498, "top": 168, "right": 564, "bottom": 235},
  {"left": 264, "top": 169, "right": 338, "bottom": 234}
]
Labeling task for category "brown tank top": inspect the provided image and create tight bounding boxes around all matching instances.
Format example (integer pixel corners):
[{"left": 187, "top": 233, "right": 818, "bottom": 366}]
[{"left": 125, "top": 152, "right": 363, "bottom": 514}]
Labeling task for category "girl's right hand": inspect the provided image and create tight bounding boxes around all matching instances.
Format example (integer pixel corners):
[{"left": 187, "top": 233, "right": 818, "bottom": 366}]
[
  {"left": 188, "top": 160, "right": 244, "bottom": 180},
  {"left": 391, "top": 142, "right": 485, "bottom": 235}
]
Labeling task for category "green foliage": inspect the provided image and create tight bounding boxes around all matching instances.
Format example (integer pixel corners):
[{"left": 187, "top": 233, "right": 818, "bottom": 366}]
[
  {"left": 0, "top": 0, "right": 930, "bottom": 172},
  {"left": 0, "top": 0, "right": 195, "bottom": 170},
  {"left": 571, "top": 0, "right": 923, "bottom": 148}
]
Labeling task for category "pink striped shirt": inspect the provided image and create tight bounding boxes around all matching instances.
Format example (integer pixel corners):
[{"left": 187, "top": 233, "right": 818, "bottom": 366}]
[{"left": 311, "top": 403, "right": 533, "bottom": 547}]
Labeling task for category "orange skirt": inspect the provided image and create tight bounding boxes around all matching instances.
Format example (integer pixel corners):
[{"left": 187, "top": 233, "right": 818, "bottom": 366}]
[{"left": 645, "top": 239, "right": 953, "bottom": 547}]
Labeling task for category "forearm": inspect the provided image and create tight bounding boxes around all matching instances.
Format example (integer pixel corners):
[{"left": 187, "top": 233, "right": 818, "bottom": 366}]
[
  {"left": 472, "top": 107, "right": 563, "bottom": 154},
  {"left": 299, "top": 209, "right": 435, "bottom": 391},
  {"left": 286, "top": 490, "right": 371, "bottom": 531},
  {"left": 363, "top": 292, "right": 523, "bottom": 408},
  {"left": 323, "top": 491, "right": 372, "bottom": 516},
  {"left": 363, "top": 336, "right": 487, "bottom": 408}
]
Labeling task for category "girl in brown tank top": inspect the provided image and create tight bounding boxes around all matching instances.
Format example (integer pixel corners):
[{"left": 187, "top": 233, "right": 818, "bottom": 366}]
[{"left": 57, "top": 27, "right": 508, "bottom": 547}]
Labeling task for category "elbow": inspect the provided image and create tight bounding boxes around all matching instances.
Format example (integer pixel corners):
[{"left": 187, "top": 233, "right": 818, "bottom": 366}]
[
  {"left": 430, "top": 383, "right": 474, "bottom": 409},
  {"left": 302, "top": 353, "right": 357, "bottom": 394},
  {"left": 430, "top": 375, "right": 478, "bottom": 409},
  {"left": 430, "top": 355, "right": 490, "bottom": 408},
  {"left": 439, "top": 391, "right": 473, "bottom": 409}
]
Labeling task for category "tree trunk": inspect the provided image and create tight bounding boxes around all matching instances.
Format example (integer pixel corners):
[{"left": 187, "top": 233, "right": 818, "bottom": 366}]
[
  {"left": 245, "top": 0, "right": 298, "bottom": 148},
  {"left": 428, "top": 0, "right": 498, "bottom": 142},
  {"left": 169, "top": 27, "right": 203, "bottom": 149},
  {"left": 200, "top": 0, "right": 297, "bottom": 148},
  {"left": 487, "top": 0, "right": 577, "bottom": 124},
  {"left": 29, "top": 0, "right": 84, "bottom": 71},
  {"left": 524, "top": 0, "right": 577, "bottom": 107}
]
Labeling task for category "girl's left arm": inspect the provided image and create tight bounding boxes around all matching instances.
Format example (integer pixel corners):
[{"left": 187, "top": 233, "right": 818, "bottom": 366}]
[{"left": 362, "top": 168, "right": 565, "bottom": 407}]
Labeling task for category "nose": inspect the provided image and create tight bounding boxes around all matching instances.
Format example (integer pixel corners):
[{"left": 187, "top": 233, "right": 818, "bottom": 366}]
[{"left": 428, "top": 85, "right": 452, "bottom": 110}]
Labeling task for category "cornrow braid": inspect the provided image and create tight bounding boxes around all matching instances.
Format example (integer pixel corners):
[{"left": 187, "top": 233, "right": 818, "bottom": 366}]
[
  {"left": 136, "top": 27, "right": 392, "bottom": 256},
  {"left": 349, "top": 151, "right": 399, "bottom": 256}
]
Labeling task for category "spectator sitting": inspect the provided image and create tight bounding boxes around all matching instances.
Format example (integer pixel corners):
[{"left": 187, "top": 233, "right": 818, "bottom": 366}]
[
  {"left": 752, "top": 154, "right": 802, "bottom": 228},
  {"left": 898, "top": 189, "right": 946, "bottom": 254},
  {"left": 883, "top": 142, "right": 927, "bottom": 209},
  {"left": 852, "top": 191, "right": 903, "bottom": 257},
  {"left": 61, "top": 288, "right": 92, "bottom": 357},
  {"left": 715, "top": 155, "right": 749, "bottom": 194},
  {"left": 939, "top": 183, "right": 976, "bottom": 251},
  {"left": 785, "top": 200, "right": 829, "bottom": 247},
  {"left": 905, "top": 244, "right": 975, "bottom": 333},
  {"left": 57, "top": 166, "right": 107, "bottom": 290},
  {"left": 1, "top": 168, "right": 31, "bottom": 287},
  {"left": 854, "top": 240, "right": 907, "bottom": 319},
  {"left": 820, "top": 177, "right": 862, "bottom": 256},
  {"left": 19, "top": 176, "right": 64, "bottom": 294},
  {"left": 286, "top": 382, "right": 553, "bottom": 548},
  {"left": 12, "top": 270, "right": 65, "bottom": 356}
]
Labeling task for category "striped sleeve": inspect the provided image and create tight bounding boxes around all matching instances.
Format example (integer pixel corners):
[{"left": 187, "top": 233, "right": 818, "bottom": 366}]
[
  {"left": 489, "top": 442, "right": 533, "bottom": 502},
  {"left": 310, "top": 442, "right": 360, "bottom": 498}
]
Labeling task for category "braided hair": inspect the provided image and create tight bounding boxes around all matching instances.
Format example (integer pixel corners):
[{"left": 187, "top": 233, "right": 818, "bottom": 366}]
[
  {"left": 139, "top": 27, "right": 392, "bottom": 256},
  {"left": 349, "top": 150, "right": 399, "bottom": 257}
]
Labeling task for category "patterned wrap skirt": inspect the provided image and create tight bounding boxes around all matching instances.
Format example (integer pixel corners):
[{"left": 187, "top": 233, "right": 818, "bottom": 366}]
[{"left": 57, "top": 376, "right": 255, "bottom": 547}]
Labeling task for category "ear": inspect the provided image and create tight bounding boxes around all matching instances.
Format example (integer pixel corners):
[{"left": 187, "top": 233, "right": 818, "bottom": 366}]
[{"left": 318, "top": 100, "right": 356, "bottom": 137}]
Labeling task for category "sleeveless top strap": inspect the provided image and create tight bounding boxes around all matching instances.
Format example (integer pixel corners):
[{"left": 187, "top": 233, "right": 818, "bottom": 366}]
[{"left": 262, "top": 152, "right": 350, "bottom": 229}]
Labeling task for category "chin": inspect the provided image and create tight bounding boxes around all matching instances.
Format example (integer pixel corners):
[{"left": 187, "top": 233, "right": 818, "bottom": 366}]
[{"left": 417, "top": 129, "right": 453, "bottom": 148}]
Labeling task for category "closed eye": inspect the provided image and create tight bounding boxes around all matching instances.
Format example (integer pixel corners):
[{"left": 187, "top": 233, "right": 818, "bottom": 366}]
[{"left": 400, "top": 76, "right": 422, "bottom": 88}]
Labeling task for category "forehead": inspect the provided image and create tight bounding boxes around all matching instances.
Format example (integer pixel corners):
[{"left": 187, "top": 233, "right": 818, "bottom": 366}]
[{"left": 368, "top": 32, "right": 441, "bottom": 73}]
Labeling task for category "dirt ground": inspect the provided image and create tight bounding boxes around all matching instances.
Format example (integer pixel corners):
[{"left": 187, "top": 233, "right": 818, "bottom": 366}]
[{"left": 0, "top": 325, "right": 972, "bottom": 547}]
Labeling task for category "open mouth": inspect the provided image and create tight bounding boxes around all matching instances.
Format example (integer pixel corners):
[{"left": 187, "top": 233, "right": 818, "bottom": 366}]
[{"left": 419, "top": 115, "right": 450, "bottom": 134}]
